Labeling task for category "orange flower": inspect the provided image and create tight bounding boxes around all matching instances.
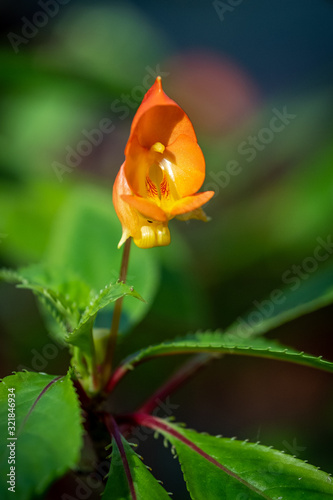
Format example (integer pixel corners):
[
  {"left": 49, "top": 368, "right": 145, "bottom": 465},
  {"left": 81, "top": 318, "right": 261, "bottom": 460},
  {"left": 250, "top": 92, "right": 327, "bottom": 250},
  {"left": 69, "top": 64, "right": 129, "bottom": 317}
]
[{"left": 113, "top": 77, "right": 214, "bottom": 249}]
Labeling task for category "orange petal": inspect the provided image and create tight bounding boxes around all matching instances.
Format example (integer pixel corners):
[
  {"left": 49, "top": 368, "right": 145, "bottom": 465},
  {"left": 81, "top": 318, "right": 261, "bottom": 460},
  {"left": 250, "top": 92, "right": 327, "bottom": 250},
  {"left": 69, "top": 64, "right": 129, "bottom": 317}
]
[
  {"left": 121, "top": 195, "right": 167, "bottom": 222},
  {"left": 125, "top": 77, "right": 197, "bottom": 154},
  {"left": 113, "top": 163, "right": 138, "bottom": 247},
  {"left": 124, "top": 136, "right": 151, "bottom": 197},
  {"left": 164, "top": 134, "right": 206, "bottom": 197},
  {"left": 170, "top": 191, "right": 215, "bottom": 217}
]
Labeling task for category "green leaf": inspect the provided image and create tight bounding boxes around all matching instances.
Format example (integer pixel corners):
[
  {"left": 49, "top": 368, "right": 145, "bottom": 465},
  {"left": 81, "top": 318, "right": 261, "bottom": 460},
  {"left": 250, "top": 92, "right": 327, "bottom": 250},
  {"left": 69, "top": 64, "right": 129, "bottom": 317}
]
[
  {"left": 16, "top": 263, "right": 92, "bottom": 312},
  {"left": 0, "top": 268, "right": 23, "bottom": 284},
  {"left": 156, "top": 421, "right": 333, "bottom": 499},
  {"left": 0, "top": 371, "right": 83, "bottom": 500},
  {"left": 46, "top": 185, "right": 160, "bottom": 334},
  {"left": 67, "top": 281, "right": 143, "bottom": 359},
  {"left": 79, "top": 282, "right": 144, "bottom": 324},
  {"left": 103, "top": 436, "right": 169, "bottom": 499},
  {"left": 226, "top": 265, "right": 333, "bottom": 339},
  {"left": 116, "top": 332, "right": 333, "bottom": 379}
]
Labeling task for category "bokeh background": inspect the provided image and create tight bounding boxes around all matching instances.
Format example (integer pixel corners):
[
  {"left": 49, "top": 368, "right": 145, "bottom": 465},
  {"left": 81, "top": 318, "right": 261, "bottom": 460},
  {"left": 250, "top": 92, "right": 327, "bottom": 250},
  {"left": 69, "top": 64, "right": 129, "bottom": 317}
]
[{"left": 1, "top": 1, "right": 333, "bottom": 498}]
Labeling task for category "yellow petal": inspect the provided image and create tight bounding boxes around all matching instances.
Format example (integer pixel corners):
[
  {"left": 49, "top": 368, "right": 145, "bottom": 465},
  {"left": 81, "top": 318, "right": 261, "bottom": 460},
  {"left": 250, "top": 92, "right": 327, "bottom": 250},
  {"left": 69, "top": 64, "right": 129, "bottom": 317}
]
[
  {"left": 134, "top": 223, "right": 170, "bottom": 249},
  {"left": 121, "top": 195, "right": 167, "bottom": 222}
]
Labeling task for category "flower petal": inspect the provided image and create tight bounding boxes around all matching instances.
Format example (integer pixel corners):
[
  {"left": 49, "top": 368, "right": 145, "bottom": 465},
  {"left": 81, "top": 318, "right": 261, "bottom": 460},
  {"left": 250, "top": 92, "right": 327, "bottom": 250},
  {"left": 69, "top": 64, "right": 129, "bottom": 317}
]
[
  {"left": 121, "top": 195, "right": 167, "bottom": 222},
  {"left": 170, "top": 191, "right": 215, "bottom": 217},
  {"left": 164, "top": 134, "right": 206, "bottom": 197},
  {"left": 134, "top": 223, "right": 170, "bottom": 249},
  {"left": 125, "top": 77, "right": 197, "bottom": 153},
  {"left": 124, "top": 135, "right": 152, "bottom": 197},
  {"left": 113, "top": 163, "right": 138, "bottom": 247},
  {"left": 113, "top": 77, "right": 213, "bottom": 249}
]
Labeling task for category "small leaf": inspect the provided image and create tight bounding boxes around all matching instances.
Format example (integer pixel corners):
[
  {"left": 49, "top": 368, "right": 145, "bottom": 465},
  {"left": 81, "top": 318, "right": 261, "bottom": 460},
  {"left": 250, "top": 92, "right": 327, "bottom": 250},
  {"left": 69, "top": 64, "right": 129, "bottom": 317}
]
[
  {"left": 66, "top": 282, "right": 143, "bottom": 355},
  {"left": 0, "top": 371, "right": 83, "bottom": 500},
  {"left": 79, "top": 282, "right": 144, "bottom": 325},
  {"left": 103, "top": 435, "right": 170, "bottom": 499},
  {"left": 153, "top": 419, "right": 333, "bottom": 499}
]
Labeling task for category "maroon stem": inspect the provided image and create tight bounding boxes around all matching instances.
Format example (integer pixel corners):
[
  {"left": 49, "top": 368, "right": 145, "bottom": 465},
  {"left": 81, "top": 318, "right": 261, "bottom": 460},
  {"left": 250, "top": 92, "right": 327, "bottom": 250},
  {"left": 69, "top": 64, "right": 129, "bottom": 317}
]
[
  {"left": 106, "top": 350, "right": 222, "bottom": 395},
  {"left": 73, "top": 379, "right": 91, "bottom": 408},
  {"left": 105, "top": 363, "right": 127, "bottom": 393},
  {"left": 105, "top": 414, "right": 137, "bottom": 500},
  {"left": 120, "top": 412, "right": 270, "bottom": 500},
  {"left": 138, "top": 353, "right": 215, "bottom": 414}
]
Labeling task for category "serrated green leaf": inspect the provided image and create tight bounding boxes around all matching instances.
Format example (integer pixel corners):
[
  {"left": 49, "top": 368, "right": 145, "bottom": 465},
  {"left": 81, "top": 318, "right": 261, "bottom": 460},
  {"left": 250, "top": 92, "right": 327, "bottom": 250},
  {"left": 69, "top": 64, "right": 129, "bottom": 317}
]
[
  {"left": 116, "top": 332, "right": 333, "bottom": 380},
  {"left": 66, "top": 282, "right": 143, "bottom": 353},
  {"left": 17, "top": 263, "right": 92, "bottom": 312},
  {"left": 81, "top": 282, "right": 144, "bottom": 324},
  {"left": 103, "top": 436, "right": 170, "bottom": 499},
  {"left": 156, "top": 421, "right": 333, "bottom": 499},
  {"left": 0, "top": 268, "right": 23, "bottom": 283},
  {"left": 0, "top": 371, "right": 83, "bottom": 500},
  {"left": 226, "top": 265, "right": 333, "bottom": 339}
]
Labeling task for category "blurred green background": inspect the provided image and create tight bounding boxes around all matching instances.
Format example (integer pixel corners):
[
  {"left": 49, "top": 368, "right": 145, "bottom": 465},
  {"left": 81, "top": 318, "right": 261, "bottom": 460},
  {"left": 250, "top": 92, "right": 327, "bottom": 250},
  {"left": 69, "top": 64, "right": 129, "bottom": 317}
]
[{"left": 1, "top": 1, "right": 333, "bottom": 498}]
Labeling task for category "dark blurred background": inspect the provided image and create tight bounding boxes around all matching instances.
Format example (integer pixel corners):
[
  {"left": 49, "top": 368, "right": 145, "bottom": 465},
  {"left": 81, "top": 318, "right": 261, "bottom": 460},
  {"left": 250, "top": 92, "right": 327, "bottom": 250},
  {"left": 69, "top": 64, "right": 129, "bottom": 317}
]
[{"left": 1, "top": 1, "right": 333, "bottom": 498}]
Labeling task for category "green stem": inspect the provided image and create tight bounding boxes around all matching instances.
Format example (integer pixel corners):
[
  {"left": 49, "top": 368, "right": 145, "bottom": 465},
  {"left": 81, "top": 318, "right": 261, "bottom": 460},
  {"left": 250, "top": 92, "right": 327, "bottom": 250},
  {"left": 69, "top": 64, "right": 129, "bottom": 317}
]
[{"left": 101, "top": 237, "right": 131, "bottom": 389}]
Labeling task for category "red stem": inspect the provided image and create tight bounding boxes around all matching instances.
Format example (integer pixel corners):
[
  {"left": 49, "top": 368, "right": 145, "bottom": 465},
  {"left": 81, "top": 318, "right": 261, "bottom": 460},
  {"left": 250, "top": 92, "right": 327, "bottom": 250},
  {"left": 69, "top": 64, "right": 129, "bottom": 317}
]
[
  {"left": 138, "top": 353, "right": 215, "bottom": 414},
  {"left": 105, "top": 364, "right": 127, "bottom": 393}
]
